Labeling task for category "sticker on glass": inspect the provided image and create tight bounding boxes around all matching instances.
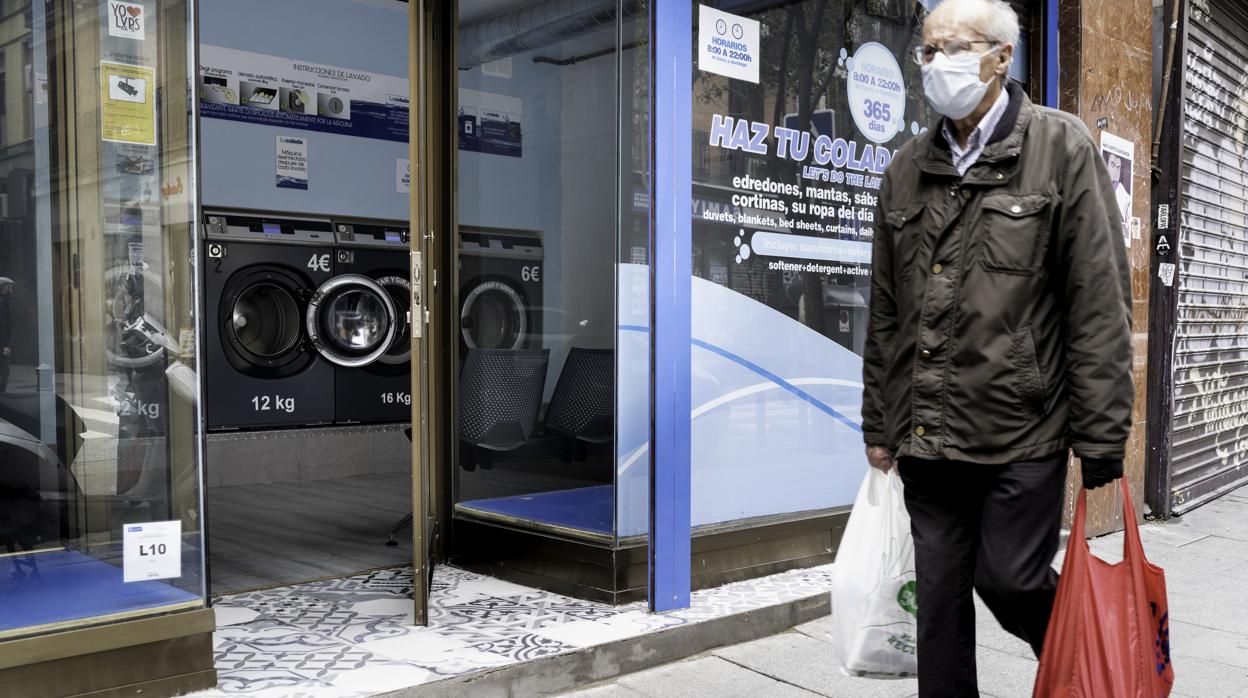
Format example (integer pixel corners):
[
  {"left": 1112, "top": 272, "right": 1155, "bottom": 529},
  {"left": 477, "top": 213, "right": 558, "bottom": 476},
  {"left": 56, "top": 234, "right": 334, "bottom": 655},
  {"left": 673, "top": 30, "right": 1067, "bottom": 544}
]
[
  {"left": 698, "top": 5, "right": 760, "bottom": 84},
  {"left": 108, "top": 1, "right": 145, "bottom": 41},
  {"left": 123, "top": 520, "right": 181, "bottom": 582},
  {"left": 846, "top": 42, "right": 906, "bottom": 144}
]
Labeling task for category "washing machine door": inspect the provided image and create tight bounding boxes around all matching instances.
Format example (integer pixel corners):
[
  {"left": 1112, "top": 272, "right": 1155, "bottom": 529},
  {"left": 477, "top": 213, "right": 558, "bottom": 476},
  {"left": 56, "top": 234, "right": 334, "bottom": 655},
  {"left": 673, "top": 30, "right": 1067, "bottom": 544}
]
[
  {"left": 306, "top": 274, "right": 397, "bottom": 367},
  {"left": 221, "top": 266, "right": 314, "bottom": 377},
  {"left": 460, "top": 279, "right": 528, "bottom": 351},
  {"left": 374, "top": 274, "right": 411, "bottom": 366}
]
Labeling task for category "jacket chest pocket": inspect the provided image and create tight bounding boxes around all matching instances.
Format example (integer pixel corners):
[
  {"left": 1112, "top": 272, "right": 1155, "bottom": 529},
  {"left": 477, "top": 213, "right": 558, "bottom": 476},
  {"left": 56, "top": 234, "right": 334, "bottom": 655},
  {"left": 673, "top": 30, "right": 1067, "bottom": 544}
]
[
  {"left": 885, "top": 203, "right": 926, "bottom": 281},
  {"left": 977, "top": 193, "right": 1053, "bottom": 273}
]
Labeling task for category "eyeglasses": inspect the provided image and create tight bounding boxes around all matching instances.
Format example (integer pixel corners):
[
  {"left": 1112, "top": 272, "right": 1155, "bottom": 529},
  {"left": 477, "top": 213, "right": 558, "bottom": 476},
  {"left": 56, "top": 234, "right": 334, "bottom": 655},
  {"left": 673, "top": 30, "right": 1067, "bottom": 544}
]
[{"left": 913, "top": 39, "right": 999, "bottom": 65}]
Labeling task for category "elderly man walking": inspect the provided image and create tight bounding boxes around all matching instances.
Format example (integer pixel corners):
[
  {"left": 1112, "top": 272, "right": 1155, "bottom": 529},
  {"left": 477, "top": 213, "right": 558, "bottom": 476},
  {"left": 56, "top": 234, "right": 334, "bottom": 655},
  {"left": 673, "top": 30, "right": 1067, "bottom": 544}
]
[{"left": 860, "top": 0, "right": 1134, "bottom": 694}]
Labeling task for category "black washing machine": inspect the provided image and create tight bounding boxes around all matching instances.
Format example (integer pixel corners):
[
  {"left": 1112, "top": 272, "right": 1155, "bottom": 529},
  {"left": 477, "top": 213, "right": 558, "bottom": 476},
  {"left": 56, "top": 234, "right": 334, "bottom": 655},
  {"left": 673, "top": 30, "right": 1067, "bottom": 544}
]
[
  {"left": 458, "top": 229, "right": 543, "bottom": 357},
  {"left": 203, "top": 212, "right": 399, "bottom": 430},
  {"left": 332, "top": 219, "right": 412, "bottom": 424}
]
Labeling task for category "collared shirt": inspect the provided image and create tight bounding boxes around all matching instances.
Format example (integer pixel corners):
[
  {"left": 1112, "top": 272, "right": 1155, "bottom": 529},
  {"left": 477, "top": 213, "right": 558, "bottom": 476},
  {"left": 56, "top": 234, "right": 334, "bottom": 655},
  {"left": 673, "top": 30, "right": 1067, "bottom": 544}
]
[{"left": 941, "top": 87, "right": 1011, "bottom": 176}]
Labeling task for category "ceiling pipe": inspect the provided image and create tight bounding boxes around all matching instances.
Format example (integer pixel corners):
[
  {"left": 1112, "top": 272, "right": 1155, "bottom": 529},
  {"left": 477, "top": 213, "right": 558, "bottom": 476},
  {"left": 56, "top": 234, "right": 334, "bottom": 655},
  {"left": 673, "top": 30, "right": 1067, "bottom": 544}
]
[{"left": 458, "top": 0, "right": 640, "bottom": 69}]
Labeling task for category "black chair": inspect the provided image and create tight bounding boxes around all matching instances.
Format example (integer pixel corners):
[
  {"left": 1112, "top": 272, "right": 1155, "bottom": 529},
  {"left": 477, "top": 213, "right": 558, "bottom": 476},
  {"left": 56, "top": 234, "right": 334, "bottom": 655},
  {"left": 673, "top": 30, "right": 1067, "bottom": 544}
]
[
  {"left": 458, "top": 348, "right": 549, "bottom": 470},
  {"left": 385, "top": 349, "right": 549, "bottom": 544},
  {"left": 544, "top": 347, "right": 613, "bottom": 461}
]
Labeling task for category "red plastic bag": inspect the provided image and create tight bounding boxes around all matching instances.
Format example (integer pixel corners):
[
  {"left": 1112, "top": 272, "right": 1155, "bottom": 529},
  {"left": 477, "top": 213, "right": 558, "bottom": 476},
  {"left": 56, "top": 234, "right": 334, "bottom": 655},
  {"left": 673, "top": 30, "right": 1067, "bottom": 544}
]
[{"left": 1033, "top": 477, "right": 1174, "bottom": 697}]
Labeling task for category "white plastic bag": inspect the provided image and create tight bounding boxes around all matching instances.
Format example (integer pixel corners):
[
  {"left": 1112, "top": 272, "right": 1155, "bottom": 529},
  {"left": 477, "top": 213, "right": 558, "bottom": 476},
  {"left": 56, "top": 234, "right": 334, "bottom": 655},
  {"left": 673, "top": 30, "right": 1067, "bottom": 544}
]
[{"left": 831, "top": 466, "right": 918, "bottom": 678}]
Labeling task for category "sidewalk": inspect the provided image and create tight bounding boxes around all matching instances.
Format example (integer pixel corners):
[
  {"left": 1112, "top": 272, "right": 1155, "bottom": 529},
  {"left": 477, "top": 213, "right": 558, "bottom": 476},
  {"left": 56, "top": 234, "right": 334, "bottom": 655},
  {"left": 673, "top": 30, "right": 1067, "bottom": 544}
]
[{"left": 561, "top": 487, "right": 1248, "bottom": 698}]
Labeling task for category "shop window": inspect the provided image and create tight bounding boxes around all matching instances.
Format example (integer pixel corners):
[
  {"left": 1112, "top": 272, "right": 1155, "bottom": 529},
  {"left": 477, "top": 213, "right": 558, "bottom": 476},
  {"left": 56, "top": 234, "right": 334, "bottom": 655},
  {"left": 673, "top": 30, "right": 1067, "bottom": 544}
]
[{"left": 0, "top": 0, "right": 206, "bottom": 643}]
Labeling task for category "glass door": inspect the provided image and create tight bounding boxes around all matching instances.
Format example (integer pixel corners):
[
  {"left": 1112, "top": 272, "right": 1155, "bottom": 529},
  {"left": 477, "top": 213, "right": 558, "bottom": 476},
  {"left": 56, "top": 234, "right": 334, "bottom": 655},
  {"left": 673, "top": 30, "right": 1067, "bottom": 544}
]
[{"left": 408, "top": 0, "right": 451, "bottom": 625}]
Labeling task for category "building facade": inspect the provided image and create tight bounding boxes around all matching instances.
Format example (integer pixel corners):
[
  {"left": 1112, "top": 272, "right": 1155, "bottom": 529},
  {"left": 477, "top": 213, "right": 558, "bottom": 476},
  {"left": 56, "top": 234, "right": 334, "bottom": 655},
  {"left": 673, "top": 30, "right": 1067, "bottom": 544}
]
[{"left": 1, "top": 1, "right": 1241, "bottom": 696}]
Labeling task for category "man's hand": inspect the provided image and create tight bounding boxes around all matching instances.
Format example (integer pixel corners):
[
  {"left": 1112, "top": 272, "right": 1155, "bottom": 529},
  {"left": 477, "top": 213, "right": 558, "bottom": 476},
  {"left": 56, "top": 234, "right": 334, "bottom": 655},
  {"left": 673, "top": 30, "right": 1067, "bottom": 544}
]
[
  {"left": 1081, "top": 457, "right": 1123, "bottom": 490},
  {"left": 866, "top": 445, "right": 895, "bottom": 473}
]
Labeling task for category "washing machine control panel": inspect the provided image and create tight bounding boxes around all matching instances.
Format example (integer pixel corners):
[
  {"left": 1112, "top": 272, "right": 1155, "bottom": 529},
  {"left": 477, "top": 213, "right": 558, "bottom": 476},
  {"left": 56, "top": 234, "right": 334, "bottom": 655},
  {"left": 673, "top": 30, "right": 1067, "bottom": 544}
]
[
  {"left": 334, "top": 222, "right": 409, "bottom": 249},
  {"left": 204, "top": 212, "right": 335, "bottom": 245}
]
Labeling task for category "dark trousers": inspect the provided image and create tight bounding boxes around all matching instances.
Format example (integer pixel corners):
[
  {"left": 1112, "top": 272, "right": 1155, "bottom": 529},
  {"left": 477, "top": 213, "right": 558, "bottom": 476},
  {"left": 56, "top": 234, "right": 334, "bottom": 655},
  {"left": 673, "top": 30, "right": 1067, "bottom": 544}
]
[
  {"left": 897, "top": 453, "right": 1067, "bottom": 698},
  {"left": 0, "top": 352, "right": 8, "bottom": 392}
]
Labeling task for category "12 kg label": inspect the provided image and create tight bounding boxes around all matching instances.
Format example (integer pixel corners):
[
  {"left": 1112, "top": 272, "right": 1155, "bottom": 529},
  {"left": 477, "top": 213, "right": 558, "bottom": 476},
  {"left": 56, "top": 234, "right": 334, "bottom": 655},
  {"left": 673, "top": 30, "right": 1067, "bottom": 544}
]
[{"left": 251, "top": 394, "right": 295, "bottom": 413}]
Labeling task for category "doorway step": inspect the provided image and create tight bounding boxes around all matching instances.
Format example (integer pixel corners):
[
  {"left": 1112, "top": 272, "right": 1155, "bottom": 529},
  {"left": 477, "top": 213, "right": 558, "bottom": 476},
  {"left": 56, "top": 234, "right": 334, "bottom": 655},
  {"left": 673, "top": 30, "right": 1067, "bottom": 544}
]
[{"left": 192, "top": 563, "right": 833, "bottom": 696}]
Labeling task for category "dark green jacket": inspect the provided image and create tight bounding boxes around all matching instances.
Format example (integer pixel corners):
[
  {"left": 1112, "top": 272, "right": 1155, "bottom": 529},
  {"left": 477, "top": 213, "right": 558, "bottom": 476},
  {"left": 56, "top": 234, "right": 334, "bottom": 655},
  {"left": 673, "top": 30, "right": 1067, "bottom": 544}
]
[{"left": 862, "top": 83, "right": 1134, "bottom": 464}]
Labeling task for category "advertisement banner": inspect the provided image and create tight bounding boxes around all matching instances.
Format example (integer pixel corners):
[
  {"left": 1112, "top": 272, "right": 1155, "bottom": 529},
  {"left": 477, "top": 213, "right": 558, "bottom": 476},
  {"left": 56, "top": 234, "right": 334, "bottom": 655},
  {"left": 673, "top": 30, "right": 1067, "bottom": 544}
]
[
  {"left": 199, "top": 45, "right": 409, "bottom": 143},
  {"left": 457, "top": 88, "right": 523, "bottom": 158}
]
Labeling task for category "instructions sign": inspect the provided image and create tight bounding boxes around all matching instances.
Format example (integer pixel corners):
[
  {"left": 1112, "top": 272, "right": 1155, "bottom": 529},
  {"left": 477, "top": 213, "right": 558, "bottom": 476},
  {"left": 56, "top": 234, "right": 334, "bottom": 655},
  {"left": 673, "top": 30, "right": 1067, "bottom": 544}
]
[
  {"left": 698, "top": 5, "right": 760, "bottom": 84},
  {"left": 123, "top": 520, "right": 181, "bottom": 582},
  {"left": 276, "top": 135, "right": 308, "bottom": 190},
  {"left": 100, "top": 61, "right": 156, "bottom": 145},
  {"left": 199, "top": 45, "right": 409, "bottom": 143},
  {"left": 846, "top": 42, "right": 906, "bottom": 144}
]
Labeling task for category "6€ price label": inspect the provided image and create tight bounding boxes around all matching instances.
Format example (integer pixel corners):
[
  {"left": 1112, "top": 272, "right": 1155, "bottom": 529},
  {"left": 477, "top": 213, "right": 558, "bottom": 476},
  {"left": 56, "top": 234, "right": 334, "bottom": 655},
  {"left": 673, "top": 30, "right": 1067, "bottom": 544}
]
[{"left": 123, "top": 520, "right": 182, "bottom": 582}]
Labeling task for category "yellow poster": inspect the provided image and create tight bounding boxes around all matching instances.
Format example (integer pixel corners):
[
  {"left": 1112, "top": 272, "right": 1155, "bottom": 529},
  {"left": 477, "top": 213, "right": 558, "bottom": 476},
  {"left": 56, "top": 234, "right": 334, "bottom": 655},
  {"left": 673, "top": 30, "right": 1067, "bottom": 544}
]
[{"left": 100, "top": 61, "right": 156, "bottom": 145}]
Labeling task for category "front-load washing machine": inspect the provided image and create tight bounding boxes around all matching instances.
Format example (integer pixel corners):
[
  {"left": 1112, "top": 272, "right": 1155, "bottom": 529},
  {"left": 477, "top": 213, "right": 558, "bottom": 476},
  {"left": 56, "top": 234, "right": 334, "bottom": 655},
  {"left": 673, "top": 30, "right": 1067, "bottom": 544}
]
[
  {"left": 202, "top": 212, "right": 399, "bottom": 430},
  {"left": 331, "top": 219, "right": 411, "bottom": 424},
  {"left": 457, "top": 229, "right": 543, "bottom": 357}
]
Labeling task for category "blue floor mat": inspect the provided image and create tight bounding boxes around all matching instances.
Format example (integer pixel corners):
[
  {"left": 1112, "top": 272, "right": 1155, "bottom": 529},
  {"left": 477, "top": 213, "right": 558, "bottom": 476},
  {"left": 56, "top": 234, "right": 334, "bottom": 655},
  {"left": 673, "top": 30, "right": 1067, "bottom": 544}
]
[
  {"left": 457, "top": 485, "right": 614, "bottom": 536},
  {"left": 0, "top": 550, "right": 200, "bottom": 632}
]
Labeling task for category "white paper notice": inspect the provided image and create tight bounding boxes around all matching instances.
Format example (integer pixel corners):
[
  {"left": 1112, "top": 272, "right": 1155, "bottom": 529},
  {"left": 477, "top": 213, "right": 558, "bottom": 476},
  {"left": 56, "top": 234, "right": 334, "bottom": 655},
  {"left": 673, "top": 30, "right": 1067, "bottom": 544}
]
[
  {"left": 397, "top": 158, "right": 411, "bottom": 194},
  {"left": 698, "top": 5, "right": 760, "bottom": 84},
  {"left": 1159, "top": 262, "right": 1176, "bottom": 287},
  {"left": 123, "top": 520, "right": 182, "bottom": 582},
  {"left": 276, "top": 135, "right": 308, "bottom": 190}
]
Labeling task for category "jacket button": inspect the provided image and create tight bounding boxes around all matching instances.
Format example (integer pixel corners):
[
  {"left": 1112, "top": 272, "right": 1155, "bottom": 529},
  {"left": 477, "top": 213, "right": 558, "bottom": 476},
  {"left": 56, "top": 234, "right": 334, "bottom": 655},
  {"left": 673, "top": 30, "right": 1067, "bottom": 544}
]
[
  {"left": 932, "top": 263, "right": 943, "bottom": 274},
  {"left": 1011, "top": 204, "right": 1023, "bottom": 214},
  {"left": 920, "top": 349, "right": 932, "bottom": 359},
  {"left": 915, "top": 425, "right": 926, "bottom": 437},
  {"left": 996, "top": 173, "right": 1004, "bottom": 180}
]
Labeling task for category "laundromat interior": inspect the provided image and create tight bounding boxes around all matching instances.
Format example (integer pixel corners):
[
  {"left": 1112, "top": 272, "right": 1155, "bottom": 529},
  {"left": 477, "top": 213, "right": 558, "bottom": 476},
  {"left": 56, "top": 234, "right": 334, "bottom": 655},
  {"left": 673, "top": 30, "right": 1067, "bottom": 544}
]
[
  {"left": 195, "top": 0, "right": 860, "bottom": 604},
  {"left": 198, "top": 0, "right": 639, "bottom": 600}
]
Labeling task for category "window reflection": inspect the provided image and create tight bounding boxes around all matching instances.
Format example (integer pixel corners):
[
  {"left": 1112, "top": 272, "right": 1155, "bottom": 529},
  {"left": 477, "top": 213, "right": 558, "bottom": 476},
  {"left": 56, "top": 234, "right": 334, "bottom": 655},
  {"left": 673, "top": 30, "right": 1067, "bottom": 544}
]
[{"left": 0, "top": 0, "right": 204, "bottom": 639}]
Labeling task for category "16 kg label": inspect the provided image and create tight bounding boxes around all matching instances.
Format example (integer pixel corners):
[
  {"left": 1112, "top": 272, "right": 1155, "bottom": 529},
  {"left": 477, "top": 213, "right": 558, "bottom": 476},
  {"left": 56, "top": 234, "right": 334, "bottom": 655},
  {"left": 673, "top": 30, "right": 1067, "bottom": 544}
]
[{"left": 380, "top": 391, "right": 411, "bottom": 406}]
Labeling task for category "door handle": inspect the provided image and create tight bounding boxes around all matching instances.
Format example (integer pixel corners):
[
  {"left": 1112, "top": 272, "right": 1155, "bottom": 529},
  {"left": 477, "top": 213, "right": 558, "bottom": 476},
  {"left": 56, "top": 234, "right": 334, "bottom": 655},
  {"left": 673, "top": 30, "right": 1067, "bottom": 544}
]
[{"left": 410, "top": 251, "right": 423, "bottom": 339}]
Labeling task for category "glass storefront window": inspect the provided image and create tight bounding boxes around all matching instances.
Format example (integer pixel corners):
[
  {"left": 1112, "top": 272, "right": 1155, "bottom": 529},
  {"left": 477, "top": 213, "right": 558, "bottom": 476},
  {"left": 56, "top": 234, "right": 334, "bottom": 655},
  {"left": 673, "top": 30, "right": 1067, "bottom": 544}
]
[
  {"left": 0, "top": 0, "right": 204, "bottom": 638},
  {"left": 685, "top": 1, "right": 1033, "bottom": 533},
  {"left": 452, "top": 1, "right": 644, "bottom": 545}
]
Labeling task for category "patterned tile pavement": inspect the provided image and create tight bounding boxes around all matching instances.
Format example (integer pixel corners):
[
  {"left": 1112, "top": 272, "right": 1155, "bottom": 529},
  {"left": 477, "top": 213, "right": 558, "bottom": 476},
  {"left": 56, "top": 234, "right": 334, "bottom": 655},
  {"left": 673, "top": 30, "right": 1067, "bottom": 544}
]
[{"left": 188, "top": 563, "right": 834, "bottom": 697}]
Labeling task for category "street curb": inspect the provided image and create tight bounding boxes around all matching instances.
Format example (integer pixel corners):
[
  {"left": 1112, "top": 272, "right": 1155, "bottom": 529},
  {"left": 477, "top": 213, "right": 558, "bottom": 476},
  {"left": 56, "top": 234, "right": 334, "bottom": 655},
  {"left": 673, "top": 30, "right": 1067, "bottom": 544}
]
[{"left": 380, "top": 592, "right": 832, "bottom": 697}]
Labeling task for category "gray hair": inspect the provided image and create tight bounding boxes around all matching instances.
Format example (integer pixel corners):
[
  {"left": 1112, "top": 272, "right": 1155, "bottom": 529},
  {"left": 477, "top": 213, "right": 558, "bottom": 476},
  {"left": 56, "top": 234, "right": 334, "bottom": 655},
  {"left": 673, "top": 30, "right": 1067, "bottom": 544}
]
[{"left": 927, "top": 0, "right": 1021, "bottom": 49}]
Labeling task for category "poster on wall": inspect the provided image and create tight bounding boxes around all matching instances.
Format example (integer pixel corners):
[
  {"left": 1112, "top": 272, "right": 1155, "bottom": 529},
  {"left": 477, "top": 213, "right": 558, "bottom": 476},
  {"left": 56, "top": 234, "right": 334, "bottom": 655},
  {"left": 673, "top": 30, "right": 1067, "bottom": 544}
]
[
  {"left": 199, "top": 45, "right": 409, "bottom": 143},
  {"left": 1100, "top": 131, "right": 1134, "bottom": 248},
  {"left": 276, "top": 135, "right": 308, "bottom": 190},
  {"left": 457, "top": 89, "right": 522, "bottom": 158},
  {"left": 100, "top": 61, "right": 156, "bottom": 145}
]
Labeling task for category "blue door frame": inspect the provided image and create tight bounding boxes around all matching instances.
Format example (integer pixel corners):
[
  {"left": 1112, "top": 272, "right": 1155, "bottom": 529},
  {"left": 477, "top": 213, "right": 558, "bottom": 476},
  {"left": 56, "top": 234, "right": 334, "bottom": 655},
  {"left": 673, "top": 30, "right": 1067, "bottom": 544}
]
[{"left": 648, "top": 0, "right": 693, "bottom": 613}]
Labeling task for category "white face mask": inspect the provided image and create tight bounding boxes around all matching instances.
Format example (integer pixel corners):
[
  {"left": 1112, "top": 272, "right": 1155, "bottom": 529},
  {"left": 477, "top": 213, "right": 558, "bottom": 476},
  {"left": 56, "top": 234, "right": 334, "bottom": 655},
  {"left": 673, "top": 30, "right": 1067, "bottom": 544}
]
[{"left": 921, "top": 46, "right": 1001, "bottom": 120}]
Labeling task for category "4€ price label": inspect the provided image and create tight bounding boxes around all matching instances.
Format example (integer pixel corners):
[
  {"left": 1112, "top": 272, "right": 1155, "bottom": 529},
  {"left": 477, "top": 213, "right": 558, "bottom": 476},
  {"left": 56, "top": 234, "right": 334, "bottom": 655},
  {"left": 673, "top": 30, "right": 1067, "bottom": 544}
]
[{"left": 123, "top": 520, "right": 182, "bottom": 582}]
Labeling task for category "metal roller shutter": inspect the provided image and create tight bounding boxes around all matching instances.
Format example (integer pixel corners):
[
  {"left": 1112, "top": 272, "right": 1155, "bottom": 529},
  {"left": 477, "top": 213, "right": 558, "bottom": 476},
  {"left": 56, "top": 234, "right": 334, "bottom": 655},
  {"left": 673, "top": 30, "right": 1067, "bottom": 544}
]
[{"left": 1171, "top": 0, "right": 1248, "bottom": 513}]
